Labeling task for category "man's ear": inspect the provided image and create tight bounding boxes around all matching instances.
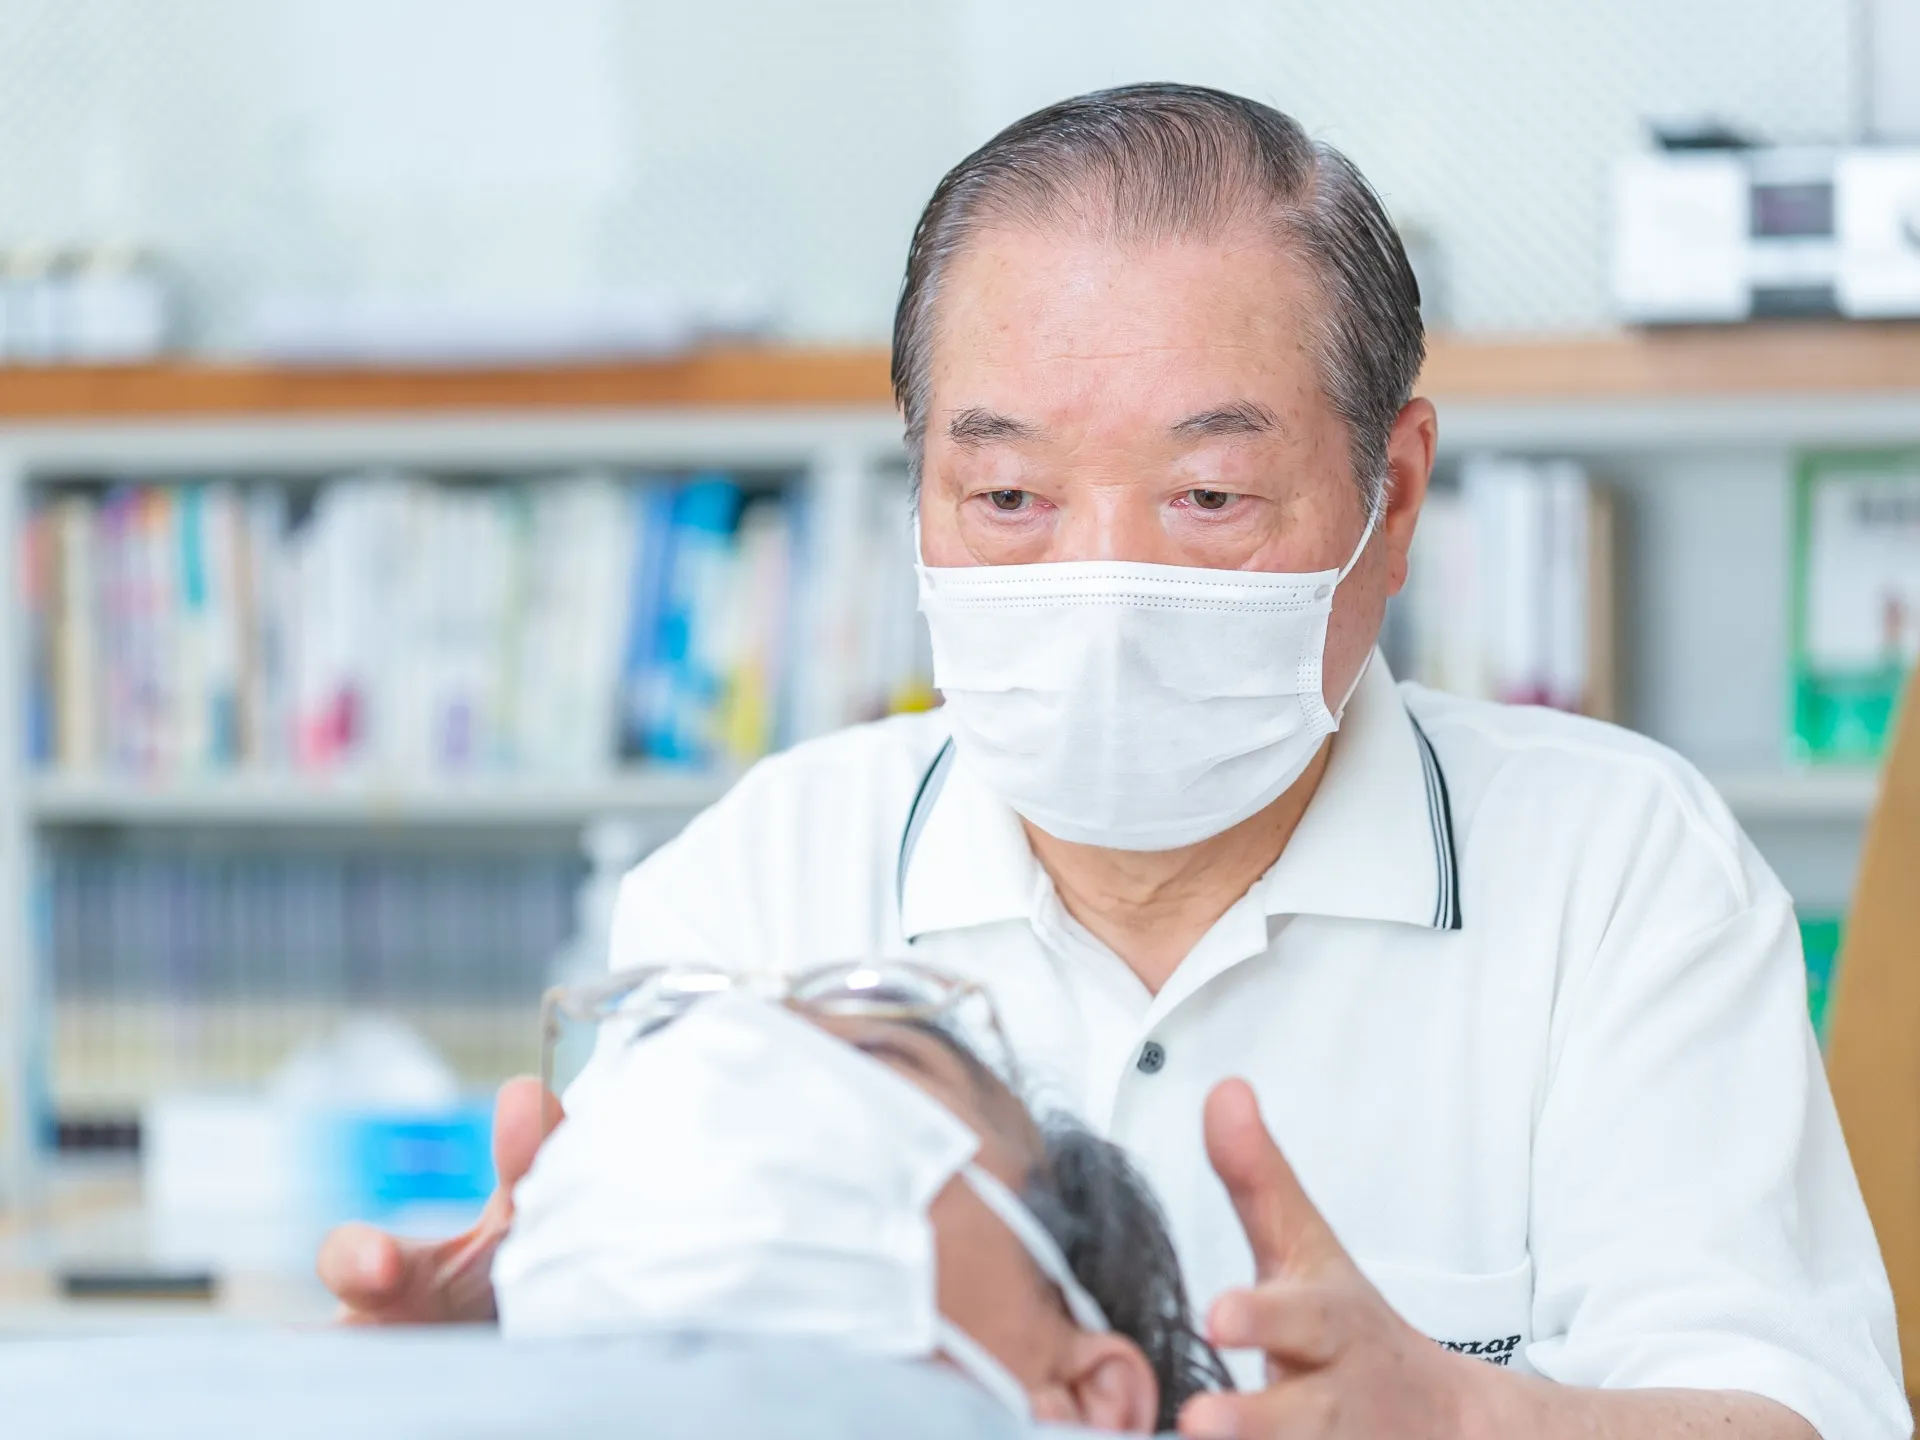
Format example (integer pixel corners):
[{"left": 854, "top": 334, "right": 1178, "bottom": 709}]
[
  {"left": 1381, "top": 395, "right": 1438, "bottom": 597},
  {"left": 1056, "top": 1331, "right": 1159, "bottom": 1435}
]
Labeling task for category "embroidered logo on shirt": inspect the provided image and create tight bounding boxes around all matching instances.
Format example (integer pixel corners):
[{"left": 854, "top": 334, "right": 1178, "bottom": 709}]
[{"left": 1436, "top": 1334, "right": 1523, "bottom": 1366}]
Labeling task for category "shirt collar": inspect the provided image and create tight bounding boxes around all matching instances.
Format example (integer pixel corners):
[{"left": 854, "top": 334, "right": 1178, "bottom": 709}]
[
  {"left": 897, "top": 736, "right": 1041, "bottom": 942},
  {"left": 1247, "top": 653, "right": 1461, "bottom": 931},
  {"left": 896, "top": 651, "right": 1461, "bottom": 943}
]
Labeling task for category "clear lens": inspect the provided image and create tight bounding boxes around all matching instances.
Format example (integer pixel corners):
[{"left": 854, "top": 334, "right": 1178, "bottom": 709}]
[
  {"left": 789, "top": 961, "right": 957, "bottom": 1015},
  {"left": 546, "top": 961, "right": 1018, "bottom": 1086}
]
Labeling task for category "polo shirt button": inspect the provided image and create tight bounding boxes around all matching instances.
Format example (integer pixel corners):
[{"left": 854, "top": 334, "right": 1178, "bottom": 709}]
[{"left": 1136, "top": 1041, "right": 1167, "bottom": 1074}]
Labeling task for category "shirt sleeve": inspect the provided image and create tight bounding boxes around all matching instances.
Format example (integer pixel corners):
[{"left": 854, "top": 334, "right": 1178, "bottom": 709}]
[
  {"left": 558, "top": 733, "right": 903, "bottom": 1113},
  {"left": 556, "top": 799, "right": 749, "bottom": 1116},
  {"left": 1526, "top": 821, "right": 1908, "bottom": 1438}
]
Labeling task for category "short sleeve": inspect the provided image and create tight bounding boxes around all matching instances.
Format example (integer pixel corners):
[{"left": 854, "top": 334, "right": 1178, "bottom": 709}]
[{"left": 1527, "top": 843, "right": 1908, "bottom": 1437}]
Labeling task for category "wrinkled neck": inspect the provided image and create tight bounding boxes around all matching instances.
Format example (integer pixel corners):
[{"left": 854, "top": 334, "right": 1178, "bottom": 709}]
[{"left": 1023, "top": 738, "right": 1332, "bottom": 993}]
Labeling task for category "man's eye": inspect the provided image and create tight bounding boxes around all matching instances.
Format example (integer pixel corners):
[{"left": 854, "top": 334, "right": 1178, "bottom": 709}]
[
  {"left": 987, "top": 489, "right": 1029, "bottom": 512},
  {"left": 1188, "top": 489, "right": 1233, "bottom": 511}
]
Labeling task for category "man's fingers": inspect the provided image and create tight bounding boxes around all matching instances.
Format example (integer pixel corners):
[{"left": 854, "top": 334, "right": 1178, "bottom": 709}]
[
  {"left": 317, "top": 1216, "right": 506, "bottom": 1325},
  {"left": 316, "top": 1222, "right": 404, "bottom": 1313},
  {"left": 1207, "top": 1281, "right": 1348, "bottom": 1366},
  {"left": 493, "top": 1074, "right": 562, "bottom": 1195},
  {"left": 317, "top": 1078, "right": 553, "bottom": 1325},
  {"left": 1203, "top": 1077, "right": 1335, "bottom": 1280}
]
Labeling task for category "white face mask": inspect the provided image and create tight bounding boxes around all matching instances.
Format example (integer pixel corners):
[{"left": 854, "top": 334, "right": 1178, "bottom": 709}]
[
  {"left": 916, "top": 515, "right": 1376, "bottom": 851},
  {"left": 493, "top": 993, "right": 1107, "bottom": 1420}
]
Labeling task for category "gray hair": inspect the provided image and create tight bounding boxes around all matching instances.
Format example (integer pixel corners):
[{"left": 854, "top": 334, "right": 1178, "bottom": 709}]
[
  {"left": 898, "top": 1016, "right": 1231, "bottom": 1428},
  {"left": 1024, "top": 1117, "right": 1235, "bottom": 1432},
  {"left": 890, "top": 82, "right": 1425, "bottom": 515}
]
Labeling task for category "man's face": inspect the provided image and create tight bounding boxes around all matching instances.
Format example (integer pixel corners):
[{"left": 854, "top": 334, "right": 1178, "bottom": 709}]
[{"left": 917, "top": 224, "right": 1434, "bottom": 712}]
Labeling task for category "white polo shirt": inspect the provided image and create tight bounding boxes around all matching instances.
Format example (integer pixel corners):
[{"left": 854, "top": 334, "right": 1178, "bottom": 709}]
[{"left": 590, "top": 655, "right": 1906, "bottom": 1437}]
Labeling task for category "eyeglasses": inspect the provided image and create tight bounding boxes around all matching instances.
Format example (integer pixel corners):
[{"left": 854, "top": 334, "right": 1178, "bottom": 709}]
[{"left": 538, "top": 959, "right": 1017, "bottom": 1113}]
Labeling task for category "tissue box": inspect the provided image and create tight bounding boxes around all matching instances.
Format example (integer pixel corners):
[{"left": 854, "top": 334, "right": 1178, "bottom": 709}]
[
  {"left": 143, "top": 1094, "right": 496, "bottom": 1266},
  {"left": 308, "top": 1104, "right": 497, "bottom": 1235}
]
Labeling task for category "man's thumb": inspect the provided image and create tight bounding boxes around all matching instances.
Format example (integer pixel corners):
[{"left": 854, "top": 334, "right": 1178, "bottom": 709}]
[
  {"left": 1203, "top": 1077, "right": 1334, "bottom": 1280},
  {"left": 493, "top": 1074, "right": 563, "bottom": 1193}
]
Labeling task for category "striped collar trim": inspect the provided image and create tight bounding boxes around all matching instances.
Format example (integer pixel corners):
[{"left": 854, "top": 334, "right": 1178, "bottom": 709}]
[
  {"left": 896, "top": 654, "right": 1463, "bottom": 939},
  {"left": 1410, "top": 713, "right": 1463, "bottom": 931}
]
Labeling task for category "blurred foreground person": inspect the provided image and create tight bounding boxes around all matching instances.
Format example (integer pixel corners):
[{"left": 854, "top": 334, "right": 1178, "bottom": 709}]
[{"left": 491, "top": 986, "right": 1230, "bottom": 1434}]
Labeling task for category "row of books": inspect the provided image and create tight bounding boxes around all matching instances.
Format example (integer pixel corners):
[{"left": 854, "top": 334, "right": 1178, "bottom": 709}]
[
  {"left": 43, "top": 846, "right": 580, "bottom": 1110},
  {"left": 23, "top": 471, "right": 932, "bottom": 779},
  {"left": 1395, "top": 455, "right": 1619, "bottom": 720}
]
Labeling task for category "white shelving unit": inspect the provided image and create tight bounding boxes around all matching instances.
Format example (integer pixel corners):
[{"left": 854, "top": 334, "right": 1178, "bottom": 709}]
[
  {"left": 23, "top": 769, "right": 739, "bottom": 827},
  {"left": 2, "top": 336, "right": 1916, "bottom": 1210},
  {"left": 1708, "top": 769, "right": 1883, "bottom": 824},
  {"left": 0, "top": 402, "right": 908, "bottom": 1208}
]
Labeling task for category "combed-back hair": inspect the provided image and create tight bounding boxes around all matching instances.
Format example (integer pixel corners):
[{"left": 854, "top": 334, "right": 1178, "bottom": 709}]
[
  {"left": 891, "top": 81, "right": 1425, "bottom": 514},
  {"left": 1024, "top": 1118, "right": 1235, "bottom": 1432},
  {"left": 896, "top": 1013, "right": 1231, "bottom": 1428}
]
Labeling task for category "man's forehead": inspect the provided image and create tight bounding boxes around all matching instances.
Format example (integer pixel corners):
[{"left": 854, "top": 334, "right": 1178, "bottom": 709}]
[
  {"left": 810, "top": 1013, "right": 1041, "bottom": 1175},
  {"left": 932, "top": 224, "right": 1323, "bottom": 357},
  {"left": 924, "top": 231, "right": 1325, "bottom": 439},
  {"left": 943, "top": 398, "right": 1287, "bottom": 448}
]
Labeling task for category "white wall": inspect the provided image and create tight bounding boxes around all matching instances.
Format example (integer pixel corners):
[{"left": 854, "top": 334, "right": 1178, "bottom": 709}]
[{"left": 0, "top": 0, "right": 1860, "bottom": 347}]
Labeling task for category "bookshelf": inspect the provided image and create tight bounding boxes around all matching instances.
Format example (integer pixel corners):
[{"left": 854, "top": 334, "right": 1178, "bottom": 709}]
[
  {"left": 21, "top": 768, "right": 1869, "bottom": 827},
  {"left": 0, "top": 390, "right": 911, "bottom": 1208},
  {"left": 2, "top": 329, "right": 1918, "bottom": 1209},
  {"left": 23, "top": 771, "right": 737, "bottom": 827},
  {"left": 1708, "top": 769, "right": 1882, "bottom": 823}
]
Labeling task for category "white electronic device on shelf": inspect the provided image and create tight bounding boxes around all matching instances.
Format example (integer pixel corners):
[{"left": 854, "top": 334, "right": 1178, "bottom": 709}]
[{"left": 1612, "top": 146, "right": 1920, "bottom": 323}]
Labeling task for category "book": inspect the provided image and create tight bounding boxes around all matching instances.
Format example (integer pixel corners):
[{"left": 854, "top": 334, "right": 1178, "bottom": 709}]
[
  {"left": 1403, "top": 457, "right": 1618, "bottom": 720},
  {"left": 42, "top": 842, "right": 586, "bottom": 1112},
  {"left": 617, "top": 481, "right": 678, "bottom": 760},
  {"left": 22, "top": 504, "right": 53, "bottom": 767},
  {"left": 1790, "top": 450, "right": 1920, "bottom": 763},
  {"left": 713, "top": 498, "right": 793, "bottom": 763},
  {"left": 1800, "top": 914, "right": 1843, "bottom": 1045},
  {"left": 643, "top": 476, "right": 743, "bottom": 765},
  {"left": 27, "top": 471, "right": 934, "bottom": 781}
]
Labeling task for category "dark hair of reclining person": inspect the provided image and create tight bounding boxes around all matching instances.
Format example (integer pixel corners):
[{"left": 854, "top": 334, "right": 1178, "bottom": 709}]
[{"left": 876, "top": 1014, "right": 1235, "bottom": 1432}]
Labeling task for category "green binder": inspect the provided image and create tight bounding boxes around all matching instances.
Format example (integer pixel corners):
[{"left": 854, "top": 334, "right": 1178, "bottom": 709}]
[{"left": 1790, "top": 451, "right": 1920, "bottom": 764}]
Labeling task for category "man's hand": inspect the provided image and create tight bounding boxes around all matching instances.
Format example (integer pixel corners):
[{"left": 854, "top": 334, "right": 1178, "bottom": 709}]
[
  {"left": 316, "top": 1075, "right": 562, "bottom": 1324},
  {"left": 1177, "top": 1078, "right": 1484, "bottom": 1439},
  {"left": 1177, "top": 1081, "right": 1821, "bottom": 1440}
]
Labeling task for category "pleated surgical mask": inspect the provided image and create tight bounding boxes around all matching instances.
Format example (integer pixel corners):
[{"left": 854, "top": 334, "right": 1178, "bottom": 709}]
[
  {"left": 916, "top": 514, "right": 1377, "bottom": 851},
  {"left": 493, "top": 992, "right": 1106, "bottom": 1419}
]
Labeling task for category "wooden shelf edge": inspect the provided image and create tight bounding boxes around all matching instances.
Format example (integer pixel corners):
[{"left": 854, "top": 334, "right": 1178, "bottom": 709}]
[
  {"left": 1419, "top": 324, "right": 1920, "bottom": 403},
  {"left": 5, "top": 325, "right": 1920, "bottom": 423},
  {"left": 0, "top": 345, "right": 897, "bottom": 421}
]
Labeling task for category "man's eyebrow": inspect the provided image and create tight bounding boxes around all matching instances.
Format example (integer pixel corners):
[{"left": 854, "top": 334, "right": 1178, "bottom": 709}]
[
  {"left": 947, "top": 407, "right": 1041, "bottom": 446},
  {"left": 1171, "top": 400, "right": 1283, "bottom": 438}
]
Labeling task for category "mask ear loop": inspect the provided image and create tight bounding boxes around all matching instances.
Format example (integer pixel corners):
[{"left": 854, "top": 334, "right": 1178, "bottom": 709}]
[
  {"left": 961, "top": 1164, "right": 1110, "bottom": 1333},
  {"left": 1320, "top": 489, "right": 1386, "bottom": 726},
  {"left": 935, "top": 1317, "right": 1035, "bottom": 1419},
  {"left": 1333, "top": 493, "right": 1383, "bottom": 585}
]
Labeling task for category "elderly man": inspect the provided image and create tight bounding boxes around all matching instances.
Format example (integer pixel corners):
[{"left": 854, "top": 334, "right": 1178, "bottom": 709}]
[{"left": 323, "top": 84, "right": 1906, "bottom": 1438}]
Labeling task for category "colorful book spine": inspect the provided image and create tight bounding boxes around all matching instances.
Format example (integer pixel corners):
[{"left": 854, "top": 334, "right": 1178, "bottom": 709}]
[
  {"left": 26, "top": 470, "right": 935, "bottom": 780},
  {"left": 643, "top": 476, "right": 743, "bottom": 765},
  {"left": 618, "top": 481, "right": 679, "bottom": 759},
  {"left": 1404, "top": 456, "right": 1616, "bottom": 721},
  {"left": 22, "top": 506, "right": 52, "bottom": 767}
]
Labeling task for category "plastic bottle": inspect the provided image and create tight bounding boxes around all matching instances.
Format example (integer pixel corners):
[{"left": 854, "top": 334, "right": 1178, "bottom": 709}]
[{"left": 544, "top": 817, "right": 650, "bottom": 1095}]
